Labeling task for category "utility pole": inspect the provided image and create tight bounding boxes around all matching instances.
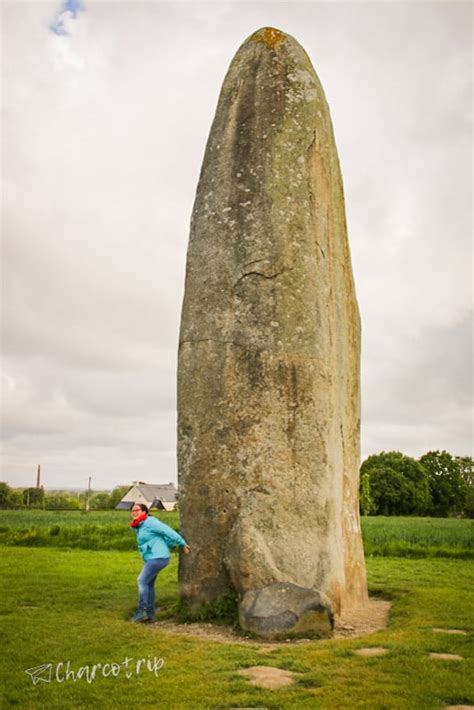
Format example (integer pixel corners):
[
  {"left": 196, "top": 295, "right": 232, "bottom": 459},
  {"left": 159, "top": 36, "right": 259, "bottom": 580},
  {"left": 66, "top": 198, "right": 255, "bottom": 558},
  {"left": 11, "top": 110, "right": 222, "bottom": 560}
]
[
  {"left": 36, "top": 464, "right": 41, "bottom": 488},
  {"left": 84, "top": 476, "right": 92, "bottom": 512}
]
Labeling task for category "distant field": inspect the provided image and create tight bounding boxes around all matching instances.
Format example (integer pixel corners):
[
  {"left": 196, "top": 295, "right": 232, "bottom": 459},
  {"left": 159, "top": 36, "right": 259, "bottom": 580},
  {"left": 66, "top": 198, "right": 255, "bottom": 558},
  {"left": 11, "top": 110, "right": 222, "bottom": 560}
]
[
  {"left": 0, "top": 509, "right": 180, "bottom": 552},
  {"left": 0, "top": 509, "right": 119, "bottom": 527},
  {"left": 0, "top": 510, "right": 472, "bottom": 557},
  {"left": 362, "top": 516, "right": 474, "bottom": 558},
  {"left": 0, "top": 509, "right": 178, "bottom": 528}
]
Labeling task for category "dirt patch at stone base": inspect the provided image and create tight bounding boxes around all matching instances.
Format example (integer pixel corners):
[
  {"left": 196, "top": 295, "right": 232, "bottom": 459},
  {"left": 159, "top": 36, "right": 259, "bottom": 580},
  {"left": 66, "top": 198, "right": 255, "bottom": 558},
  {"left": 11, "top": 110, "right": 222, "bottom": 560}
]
[
  {"left": 238, "top": 665, "right": 302, "bottom": 689},
  {"left": 149, "top": 598, "right": 390, "bottom": 646},
  {"left": 334, "top": 600, "right": 391, "bottom": 639}
]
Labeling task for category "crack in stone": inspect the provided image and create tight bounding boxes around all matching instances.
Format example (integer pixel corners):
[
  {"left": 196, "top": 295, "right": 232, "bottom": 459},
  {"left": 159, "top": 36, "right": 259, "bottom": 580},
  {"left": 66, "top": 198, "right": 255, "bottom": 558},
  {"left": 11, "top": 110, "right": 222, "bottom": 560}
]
[
  {"left": 234, "top": 269, "right": 284, "bottom": 287},
  {"left": 306, "top": 130, "right": 326, "bottom": 261},
  {"left": 307, "top": 129, "right": 317, "bottom": 154}
]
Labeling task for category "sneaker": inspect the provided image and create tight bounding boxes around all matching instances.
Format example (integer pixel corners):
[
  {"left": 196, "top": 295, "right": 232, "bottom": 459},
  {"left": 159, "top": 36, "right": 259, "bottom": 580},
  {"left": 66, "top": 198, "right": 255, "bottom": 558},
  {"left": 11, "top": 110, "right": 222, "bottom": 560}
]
[{"left": 131, "top": 609, "right": 148, "bottom": 623}]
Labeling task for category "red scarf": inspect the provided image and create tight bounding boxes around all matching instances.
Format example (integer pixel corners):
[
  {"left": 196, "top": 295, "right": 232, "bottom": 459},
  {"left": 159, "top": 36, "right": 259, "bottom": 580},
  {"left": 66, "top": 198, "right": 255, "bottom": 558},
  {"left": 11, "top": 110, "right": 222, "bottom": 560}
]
[{"left": 129, "top": 512, "right": 148, "bottom": 528}]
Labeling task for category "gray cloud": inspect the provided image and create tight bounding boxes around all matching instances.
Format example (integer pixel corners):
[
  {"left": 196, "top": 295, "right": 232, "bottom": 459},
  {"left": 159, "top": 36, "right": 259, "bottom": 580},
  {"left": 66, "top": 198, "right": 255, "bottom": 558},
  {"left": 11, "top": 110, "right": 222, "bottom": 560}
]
[
  {"left": 363, "top": 314, "right": 472, "bottom": 444},
  {"left": 1, "top": 1, "right": 472, "bottom": 489}
]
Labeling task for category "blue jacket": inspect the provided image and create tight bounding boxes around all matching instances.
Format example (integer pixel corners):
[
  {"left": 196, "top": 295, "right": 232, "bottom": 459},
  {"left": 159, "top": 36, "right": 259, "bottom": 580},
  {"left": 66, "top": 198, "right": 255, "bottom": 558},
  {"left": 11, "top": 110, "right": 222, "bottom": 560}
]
[{"left": 132, "top": 515, "right": 187, "bottom": 562}]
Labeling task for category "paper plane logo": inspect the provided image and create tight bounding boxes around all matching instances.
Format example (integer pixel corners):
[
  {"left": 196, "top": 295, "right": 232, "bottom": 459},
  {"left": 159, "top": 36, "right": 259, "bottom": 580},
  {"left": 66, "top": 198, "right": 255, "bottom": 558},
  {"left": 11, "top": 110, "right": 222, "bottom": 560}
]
[{"left": 25, "top": 663, "right": 53, "bottom": 685}]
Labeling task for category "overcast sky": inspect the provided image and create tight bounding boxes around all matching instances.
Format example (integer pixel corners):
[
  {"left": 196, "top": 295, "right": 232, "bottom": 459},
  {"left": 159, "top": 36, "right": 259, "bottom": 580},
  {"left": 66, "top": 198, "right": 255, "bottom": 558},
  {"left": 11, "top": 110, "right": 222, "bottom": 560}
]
[{"left": 1, "top": 0, "right": 472, "bottom": 491}]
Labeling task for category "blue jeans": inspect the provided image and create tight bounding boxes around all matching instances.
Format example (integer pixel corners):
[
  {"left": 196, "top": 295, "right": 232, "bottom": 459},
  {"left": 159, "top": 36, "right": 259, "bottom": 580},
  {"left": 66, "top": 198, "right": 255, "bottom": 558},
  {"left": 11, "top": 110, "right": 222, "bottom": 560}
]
[{"left": 137, "top": 557, "right": 169, "bottom": 613}]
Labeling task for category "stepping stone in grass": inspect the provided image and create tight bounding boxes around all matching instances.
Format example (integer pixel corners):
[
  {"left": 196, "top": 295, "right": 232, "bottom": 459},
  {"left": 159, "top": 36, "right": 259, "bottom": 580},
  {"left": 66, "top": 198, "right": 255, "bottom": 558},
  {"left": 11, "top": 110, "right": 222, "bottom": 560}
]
[
  {"left": 353, "top": 647, "right": 389, "bottom": 657},
  {"left": 429, "top": 653, "right": 464, "bottom": 661},
  {"left": 432, "top": 628, "right": 468, "bottom": 635},
  {"left": 444, "top": 706, "right": 474, "bottom": 709},
  {"left": 237, "top": 666, "right": 302, "bottom": 689}
]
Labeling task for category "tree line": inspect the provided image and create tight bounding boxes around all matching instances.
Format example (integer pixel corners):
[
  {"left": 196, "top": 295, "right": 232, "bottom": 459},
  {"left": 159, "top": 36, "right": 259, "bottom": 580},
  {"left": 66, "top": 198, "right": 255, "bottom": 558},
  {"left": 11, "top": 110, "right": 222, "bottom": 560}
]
[
  {"left": 0, "top": 484, "right": 130, "bottom": 511},
  {"left": 360, "top": 450, "right": 473, "bottom": 518},
  {"left": 1, "top": 449, "right": 472, "bottom": 517}
]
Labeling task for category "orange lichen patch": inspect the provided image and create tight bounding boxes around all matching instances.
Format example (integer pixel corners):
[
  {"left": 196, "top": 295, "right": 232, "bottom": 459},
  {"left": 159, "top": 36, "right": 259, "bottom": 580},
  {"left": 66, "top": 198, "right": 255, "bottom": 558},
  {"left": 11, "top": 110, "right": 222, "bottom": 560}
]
[{"left": 252, "top": 27, "right": 286, "bottom": 49}]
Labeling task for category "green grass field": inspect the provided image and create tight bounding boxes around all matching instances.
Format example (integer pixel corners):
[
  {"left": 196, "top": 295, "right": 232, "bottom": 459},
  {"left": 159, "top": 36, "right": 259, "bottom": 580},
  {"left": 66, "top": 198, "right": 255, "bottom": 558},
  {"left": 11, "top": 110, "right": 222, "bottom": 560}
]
[
  {"left": 0, "top": 509, "right": 136, "bottom": 527},
  {"left": 362, "top": 516, "right": 474, "bottom": 558},
  {"left": 0, "top": 513, "right": 473, "bottom": 708},
  {"left": 0, "top": 509, "right": 180, "bottom": 552},
  {"left": 0, "top": 510, "right": 472, "bottom": 558},
  {"left": 1, "top": 546, "right": 473, "bottom": 709}
]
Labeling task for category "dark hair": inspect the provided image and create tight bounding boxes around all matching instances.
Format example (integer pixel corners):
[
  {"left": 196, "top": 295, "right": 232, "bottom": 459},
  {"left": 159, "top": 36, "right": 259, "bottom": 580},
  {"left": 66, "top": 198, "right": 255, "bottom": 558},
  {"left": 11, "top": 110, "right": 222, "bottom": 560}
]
[{"left": 135, "top": 503, "right": 148, "bottom": 513}]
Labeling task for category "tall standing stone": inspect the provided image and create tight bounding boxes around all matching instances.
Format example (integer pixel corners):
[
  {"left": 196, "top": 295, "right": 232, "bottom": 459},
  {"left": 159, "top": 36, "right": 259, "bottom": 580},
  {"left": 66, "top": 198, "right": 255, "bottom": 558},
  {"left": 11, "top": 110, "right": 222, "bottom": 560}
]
[{"left": 178, "top": 27, "right": 367, "bottom": 633}]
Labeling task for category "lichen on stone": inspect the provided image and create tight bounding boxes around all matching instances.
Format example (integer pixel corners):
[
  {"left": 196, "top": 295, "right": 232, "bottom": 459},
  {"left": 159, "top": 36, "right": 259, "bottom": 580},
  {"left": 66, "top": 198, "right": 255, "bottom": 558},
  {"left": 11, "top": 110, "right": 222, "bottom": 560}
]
[{"left": 252, "top": 27, "right": 286, "bottom": 49}]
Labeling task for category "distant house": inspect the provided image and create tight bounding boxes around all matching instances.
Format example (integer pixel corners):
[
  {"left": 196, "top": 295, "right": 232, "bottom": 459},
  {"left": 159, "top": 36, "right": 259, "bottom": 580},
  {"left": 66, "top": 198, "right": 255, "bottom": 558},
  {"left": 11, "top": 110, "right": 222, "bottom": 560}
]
[{"left": 116, "top": 482, "right": 178, "bottom": 512}]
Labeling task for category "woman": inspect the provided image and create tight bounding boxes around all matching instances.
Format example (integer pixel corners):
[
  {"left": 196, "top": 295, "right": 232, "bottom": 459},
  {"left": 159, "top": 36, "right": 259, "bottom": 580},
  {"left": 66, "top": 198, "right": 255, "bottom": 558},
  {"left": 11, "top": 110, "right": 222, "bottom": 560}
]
[{"left": 129, "top": 502, "right": 190, "bottom": 622}]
